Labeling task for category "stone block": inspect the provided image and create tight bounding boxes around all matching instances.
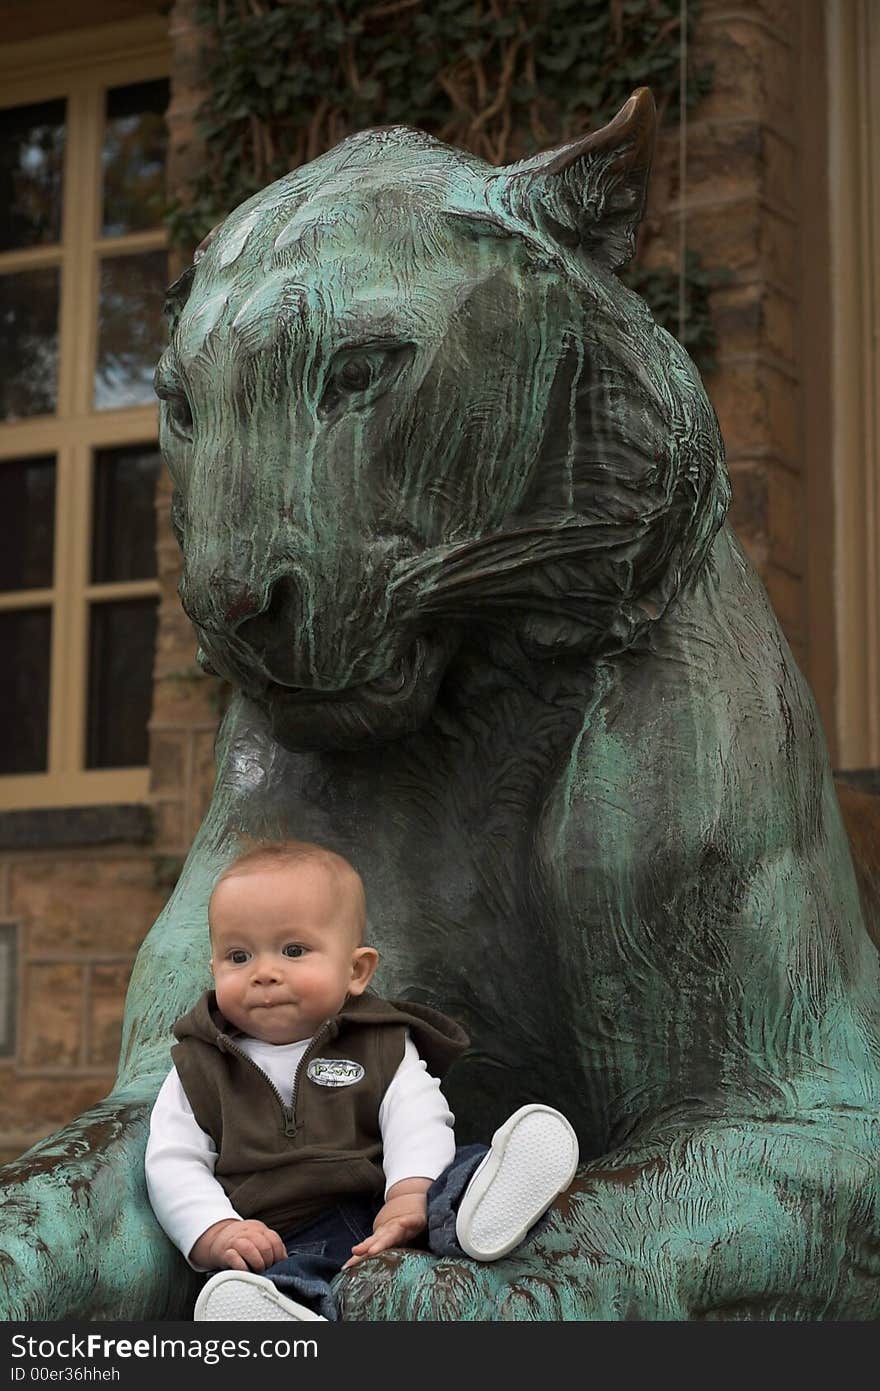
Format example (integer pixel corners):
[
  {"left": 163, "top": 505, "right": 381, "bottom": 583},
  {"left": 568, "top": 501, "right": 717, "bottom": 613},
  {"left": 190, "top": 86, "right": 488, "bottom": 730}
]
[
  {"left": 0, "top": 1143, "right": 34, "bottom": 1167},
  {"left": 710, "top": 281, "right": 797, "bottom": 367},
  {"left": 694, "top": 16, "right": 796, "bottom": 128},
  {"left": 766, "top": 564, "right": 804, "bottom": 643},
  {"left": 151, "top": 671, "right": 222, "bottom": 726},
  {"left": 789, "top": 638, "right": 808, "bottom": 677},
  {"left": 12, "top": 856, "right": 164, "bottom": 956},
  {"left": 760, "top": 290, "right": 798, "bottom": 367},
  {"left": 191, "top": 729, "right": 219, "bottom": 833},
  {"left": 698, "top": 0, "right": 797, "bottom": 36},
  {"left": 686, "top": 199, "right": 797, "bottom": 294},
  {"left": 735, "top": 529, "right": 769, "bottom": 584},
  {"left": 20, "top": 962, "right": 84, "bottom": 1067},
  {"left": 678, "top": 120, "right": 765, "bottom": 207},
  {"left": 87, "top": 962, "right": 132, "bottom": 1068},
  {"left": 157, "top": 541, "right": 184, "bottom": 582},
  {"left": 767, "top": 465, "right": 805, "bottom": 576},
  {"left": 151, "top": 799, "right": 188, "bottom": 856},
  {"left": 155, "top": 606, "right": 197, "bottom": 670},
  {"left": 762, "top": 127, "right": 797, "bottom": 212},
  {"left": 156, "top": 464, "right": 174, "bottom": 501},
  {"left": 0, "top": 1078, "right": 111, "bottom": 1136},
  {"left": 707, "top": 357, "right": 798, "bottom": 463},
  {"left": 728, "top": 462, "right": 768, "bottom": 546},
  {"left": 149, "top": 731, "right": 188, "bottom": 797}
]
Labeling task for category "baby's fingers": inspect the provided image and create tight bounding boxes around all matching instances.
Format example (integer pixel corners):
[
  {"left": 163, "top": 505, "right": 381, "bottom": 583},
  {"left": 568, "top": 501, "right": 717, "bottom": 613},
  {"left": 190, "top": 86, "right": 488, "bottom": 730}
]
[
  {"left": 225, "top": 1237, "right": 269, "bottom": 1271},
  {"left": 341, "top": 1226, "right": 406, "bottom": 1269},
  {"left": 267, "top": 1231, "right": 287, "bottom": 1264},
  {"left": 221, "top": 1248, "right": 249, "bottom": 1272}
]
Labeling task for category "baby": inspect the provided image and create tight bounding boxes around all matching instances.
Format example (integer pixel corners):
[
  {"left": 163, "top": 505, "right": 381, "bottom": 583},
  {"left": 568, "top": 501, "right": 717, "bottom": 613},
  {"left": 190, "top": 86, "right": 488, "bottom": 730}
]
[{"left": 145, "top": 840, "right": 578, "bottom": 1321}]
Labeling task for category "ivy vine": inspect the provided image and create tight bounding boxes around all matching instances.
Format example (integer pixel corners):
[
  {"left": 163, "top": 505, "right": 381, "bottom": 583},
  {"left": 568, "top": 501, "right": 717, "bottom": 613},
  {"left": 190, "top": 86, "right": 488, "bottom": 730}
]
[{"left": 168, "top": 0, "right": 719, "bottom": 371}]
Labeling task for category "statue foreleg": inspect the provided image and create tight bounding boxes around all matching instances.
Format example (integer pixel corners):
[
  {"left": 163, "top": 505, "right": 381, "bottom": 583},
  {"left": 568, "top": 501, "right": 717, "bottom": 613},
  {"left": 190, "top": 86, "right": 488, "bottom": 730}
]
[{"left": 335, "top": 1117, "right": 880, "bottom": 1321}]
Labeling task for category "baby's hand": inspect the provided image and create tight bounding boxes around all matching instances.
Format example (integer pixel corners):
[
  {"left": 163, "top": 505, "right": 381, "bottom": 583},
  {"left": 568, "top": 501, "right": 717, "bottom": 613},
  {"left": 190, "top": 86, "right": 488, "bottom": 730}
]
[
  {"left": 190, "top": 1218, "right": 287, "bottom": 1272},
  {"left": 342, "top": 1181, "right": 430, "bottom": 1270}
]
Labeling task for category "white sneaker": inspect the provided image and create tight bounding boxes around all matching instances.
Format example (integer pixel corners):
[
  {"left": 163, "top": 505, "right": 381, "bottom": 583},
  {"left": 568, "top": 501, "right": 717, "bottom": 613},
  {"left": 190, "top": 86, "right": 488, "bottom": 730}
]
[
  {"left": 455, "top": 1104, "right": 579, "bottom": 1261},
  {"left": 194, "top": 1270, "right": 327, "bottom": 1321}
]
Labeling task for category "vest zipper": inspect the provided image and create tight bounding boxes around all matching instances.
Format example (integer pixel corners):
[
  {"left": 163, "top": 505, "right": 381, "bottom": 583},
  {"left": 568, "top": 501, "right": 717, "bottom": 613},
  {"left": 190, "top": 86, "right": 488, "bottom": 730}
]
[
  {"left": 290, "top": 1020, "right": 334, "bottom": 1137},
  {"left": 222, "top": 1038, "right": 299, "bottom": 1137},
  {"left": 222, "top": 1018, "right": 335, "bottom": 1139}
]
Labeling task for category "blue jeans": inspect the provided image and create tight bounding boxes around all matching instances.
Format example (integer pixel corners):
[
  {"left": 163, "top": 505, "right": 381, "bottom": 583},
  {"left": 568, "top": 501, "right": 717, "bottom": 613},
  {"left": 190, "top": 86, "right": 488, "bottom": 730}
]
[{"left": 246, "top": 1144, "right": 487, "bottom": 1320}]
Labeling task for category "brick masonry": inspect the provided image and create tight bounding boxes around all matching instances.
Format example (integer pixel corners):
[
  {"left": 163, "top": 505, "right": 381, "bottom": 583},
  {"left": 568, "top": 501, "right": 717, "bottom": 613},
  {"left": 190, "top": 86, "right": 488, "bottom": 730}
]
[
  {"left": 656, "top": 1, "right": 807, "bottom": 671},
  {"left": 0, "top": 845, "right": 167, "bottom": 1161}
]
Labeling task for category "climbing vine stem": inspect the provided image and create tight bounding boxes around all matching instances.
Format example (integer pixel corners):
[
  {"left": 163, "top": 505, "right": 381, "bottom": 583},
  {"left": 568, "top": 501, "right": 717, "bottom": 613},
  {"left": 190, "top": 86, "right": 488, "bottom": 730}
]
[{"left": 167, "top": 0, "right": 720, "bottom": 371}]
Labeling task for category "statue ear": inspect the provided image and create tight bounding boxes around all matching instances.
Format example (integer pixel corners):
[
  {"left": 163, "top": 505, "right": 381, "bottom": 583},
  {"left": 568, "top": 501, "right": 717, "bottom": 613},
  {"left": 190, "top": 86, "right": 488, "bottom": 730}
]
[
  {"left": 496, "top": 87, "right": 655, "bottom": 272},
  {"left": 163, "top": 221, "right": 225, "bottom": 333}
]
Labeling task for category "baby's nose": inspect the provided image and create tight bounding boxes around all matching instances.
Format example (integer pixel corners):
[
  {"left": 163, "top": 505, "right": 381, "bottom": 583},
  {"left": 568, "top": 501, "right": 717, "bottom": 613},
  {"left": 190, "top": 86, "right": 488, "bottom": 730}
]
[{"left": 252, "top": 956, "right": 282, "bottom": 982}]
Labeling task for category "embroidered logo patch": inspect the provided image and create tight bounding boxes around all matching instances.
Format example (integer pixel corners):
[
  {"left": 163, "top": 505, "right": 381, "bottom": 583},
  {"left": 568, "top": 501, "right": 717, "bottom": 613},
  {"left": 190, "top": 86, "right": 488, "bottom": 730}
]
[{"left": 307, "top": 1058, "right": 365, "bottom": 1088}]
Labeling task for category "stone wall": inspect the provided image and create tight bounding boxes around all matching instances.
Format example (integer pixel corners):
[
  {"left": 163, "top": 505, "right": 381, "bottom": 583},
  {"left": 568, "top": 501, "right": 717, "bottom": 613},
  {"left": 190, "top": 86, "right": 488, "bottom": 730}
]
[
  {"left": 152, "top": 0, "right": 227, "bottom": 873},
  {"left": 646, "top": 0, "right": 810, "bottom": 677},
  {"left": 0, "top": 831, "right": 165, "bottom": 1165}
]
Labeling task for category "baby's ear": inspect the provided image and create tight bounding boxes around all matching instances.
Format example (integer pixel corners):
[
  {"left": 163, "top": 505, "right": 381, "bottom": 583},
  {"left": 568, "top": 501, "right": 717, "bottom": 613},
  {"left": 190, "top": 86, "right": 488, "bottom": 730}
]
[{"left": 349, "top": 946, "right": 379, "bottom": 995}]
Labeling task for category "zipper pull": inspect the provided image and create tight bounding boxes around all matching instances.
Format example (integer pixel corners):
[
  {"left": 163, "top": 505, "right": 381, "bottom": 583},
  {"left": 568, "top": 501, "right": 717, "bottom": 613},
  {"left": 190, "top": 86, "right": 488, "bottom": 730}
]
[{"left": 283, "top": 1110, "right": 298, "bottom": 1138}]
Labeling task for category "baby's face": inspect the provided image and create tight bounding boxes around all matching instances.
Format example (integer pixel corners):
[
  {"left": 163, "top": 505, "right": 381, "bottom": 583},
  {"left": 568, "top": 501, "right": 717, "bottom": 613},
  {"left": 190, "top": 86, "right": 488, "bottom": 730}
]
[{"left": 209, "top": 861, "right": 374, "bottom": 1044}]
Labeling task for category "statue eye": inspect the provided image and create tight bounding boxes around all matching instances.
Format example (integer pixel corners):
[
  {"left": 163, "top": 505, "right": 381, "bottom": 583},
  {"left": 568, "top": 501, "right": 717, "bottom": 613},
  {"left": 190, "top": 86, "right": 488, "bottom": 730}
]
[
  {"left": 319, "top": 342, "right": 414, "bottom": 421},
  {"left": 338, "top": 357, "right": 375, "bottom": 391},
  {"left": 158, "top": 387, "right": 194, "bottom": 439}
]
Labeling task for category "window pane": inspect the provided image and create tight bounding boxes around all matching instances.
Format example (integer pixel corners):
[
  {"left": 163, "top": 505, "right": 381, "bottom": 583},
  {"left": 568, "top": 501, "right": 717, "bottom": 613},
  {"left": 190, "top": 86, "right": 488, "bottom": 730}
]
[
  {"left": 86, "top": 597, "right": 157, "bottom": 768},
  {"left": 92, "top": 444, "right": 160, "bottom": 583},
  {"left": 94, "top": 251, "right": 167, "bottom": 410},
  {"left": 0, "top": 455, "right": 55, "bottom": 590},
  {"left": 0, "top": 99, "right": 66, "bottom": 252},
  {"left": 0, "top": 607, "right": 51, "bottom": 774},
  {"left": 102, "top": 79, "right": 169, "bottom": 238},
  {"left": 0, "top": 268, "right": 60, "bottom": 421}
]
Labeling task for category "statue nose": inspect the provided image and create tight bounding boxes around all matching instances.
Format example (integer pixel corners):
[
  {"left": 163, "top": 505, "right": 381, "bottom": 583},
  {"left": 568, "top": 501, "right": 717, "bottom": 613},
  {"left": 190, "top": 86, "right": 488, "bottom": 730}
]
[
  {"left": 180, "top": 568, "right": 300, "bottom": 642},
  {"left": 221, "top": 583, "right": 266, "bottom": 628},
  {"left": 236, "top": 574, "right": 303, "bottom": 656}
]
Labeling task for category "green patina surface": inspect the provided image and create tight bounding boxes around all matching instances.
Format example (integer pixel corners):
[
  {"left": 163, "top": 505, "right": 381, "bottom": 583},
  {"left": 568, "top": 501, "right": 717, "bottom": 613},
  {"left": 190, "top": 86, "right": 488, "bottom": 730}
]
[{"left": 0, "top": 90, "right": 878, "bottom": 1320}]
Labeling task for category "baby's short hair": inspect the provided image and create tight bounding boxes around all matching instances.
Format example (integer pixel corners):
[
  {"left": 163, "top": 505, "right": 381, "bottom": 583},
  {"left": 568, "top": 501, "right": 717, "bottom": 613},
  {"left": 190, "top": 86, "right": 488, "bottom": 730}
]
[{"left": 211, "top": 839, "right": 367, "bottom": 942}]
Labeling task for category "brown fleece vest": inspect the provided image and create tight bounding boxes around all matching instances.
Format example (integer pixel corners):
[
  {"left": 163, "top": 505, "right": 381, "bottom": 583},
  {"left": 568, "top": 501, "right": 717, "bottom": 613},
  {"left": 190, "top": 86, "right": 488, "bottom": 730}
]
[{"left": 171, "top": 990, "right": 468, "bottom": 1234}]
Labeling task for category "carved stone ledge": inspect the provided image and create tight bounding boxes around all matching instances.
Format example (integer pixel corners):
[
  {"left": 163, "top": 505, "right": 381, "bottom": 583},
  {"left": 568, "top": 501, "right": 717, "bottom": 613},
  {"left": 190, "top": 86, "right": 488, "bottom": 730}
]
[
  {"left": 0, "top": 805, "right": 154, "bottom": 851},
  {"left": 834, "top": 768, "right": 880, "bottom": 797}
]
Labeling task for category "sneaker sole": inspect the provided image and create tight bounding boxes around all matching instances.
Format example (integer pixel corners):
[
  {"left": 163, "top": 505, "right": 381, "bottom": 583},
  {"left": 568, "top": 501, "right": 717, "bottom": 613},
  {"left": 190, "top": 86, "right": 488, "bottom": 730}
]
[
  {"left": 194, "top": 1270, "right": 326, "bottom": 1321},
  {"left": 455, "top": 1105, "right": 579, "bottom": 1261}
]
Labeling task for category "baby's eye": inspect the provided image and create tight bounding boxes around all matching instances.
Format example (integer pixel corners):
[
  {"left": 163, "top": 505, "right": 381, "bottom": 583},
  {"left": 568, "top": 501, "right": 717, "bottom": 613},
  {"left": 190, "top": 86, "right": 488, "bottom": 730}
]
[
  {"left": 282, "top": 944, "right": 305, "bottom": 958},
  {"left": 229, "top": 949, "right": 250, "bottom": 964}
]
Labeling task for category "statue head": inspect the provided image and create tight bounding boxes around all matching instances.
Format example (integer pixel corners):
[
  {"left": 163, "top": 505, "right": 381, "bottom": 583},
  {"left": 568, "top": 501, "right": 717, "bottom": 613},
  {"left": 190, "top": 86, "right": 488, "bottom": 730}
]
[{"left": 156, "top": 89, "right": 729, "bottom": 750}]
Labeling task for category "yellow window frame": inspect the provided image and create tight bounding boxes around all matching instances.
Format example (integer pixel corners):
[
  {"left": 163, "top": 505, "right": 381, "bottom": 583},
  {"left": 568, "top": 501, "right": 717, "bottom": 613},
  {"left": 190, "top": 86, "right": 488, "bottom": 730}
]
[{"left": 0, "top": 16, "right": 171, "bottom": 809}]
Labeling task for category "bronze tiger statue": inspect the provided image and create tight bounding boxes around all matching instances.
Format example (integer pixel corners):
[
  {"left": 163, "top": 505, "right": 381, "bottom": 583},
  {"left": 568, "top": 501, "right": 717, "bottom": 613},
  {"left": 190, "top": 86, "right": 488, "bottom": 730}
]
[{"left": 0, "top": 89, "right": 878, "bottom": 1321}]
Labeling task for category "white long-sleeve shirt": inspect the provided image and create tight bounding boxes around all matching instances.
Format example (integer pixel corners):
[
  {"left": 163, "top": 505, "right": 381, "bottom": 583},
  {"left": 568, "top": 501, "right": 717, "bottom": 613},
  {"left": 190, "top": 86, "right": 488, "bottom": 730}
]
[{"left": 145, "top": 1029, "right": 455, "bottom": 1264}]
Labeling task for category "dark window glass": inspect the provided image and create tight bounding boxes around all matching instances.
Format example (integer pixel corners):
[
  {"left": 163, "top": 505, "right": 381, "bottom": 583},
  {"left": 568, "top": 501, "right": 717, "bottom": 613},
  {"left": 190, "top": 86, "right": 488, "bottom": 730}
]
[
  {"left": 86, "top": 597, "right": 157, "bottom": 768},
  {"left": 0, "top": 455, "right": 55, "bottom": 591},
  {"left": 0, "top": 607, "right": 51, "bottom": 774},
  {"left": 94, "top": 251, "right": 167, "bottom": 409},
  {"left": 92, "top": 444, "right": 160, "bottom": 583},
  {"left": 0, "top": 268, "right": 60, "bottom": 421},
  {"left": 0, "top": 99, "right": 66, "bottom": 252},
  {"left": 102, "top": 79, "right": 169, "bottom": 237}
]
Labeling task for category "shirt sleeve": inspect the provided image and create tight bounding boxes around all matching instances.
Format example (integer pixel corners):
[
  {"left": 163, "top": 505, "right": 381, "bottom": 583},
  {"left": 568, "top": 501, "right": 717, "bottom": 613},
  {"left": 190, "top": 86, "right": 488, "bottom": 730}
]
[
  {"left": 378, "top": 1031, "right": 456, "bottom": 1195},
  {"left": 145, "top": 1066, "right": 243, "bottom": 1269}
]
